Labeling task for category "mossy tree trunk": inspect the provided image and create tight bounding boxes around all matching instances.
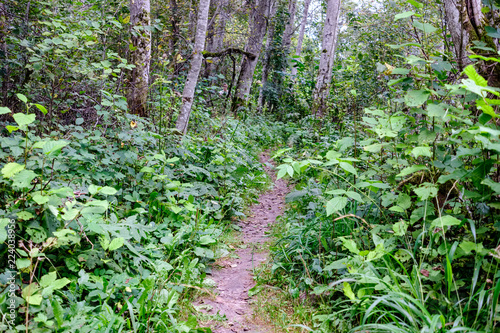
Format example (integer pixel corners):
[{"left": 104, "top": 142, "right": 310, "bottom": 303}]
[
  {"left": 128, "top": 0, "right": 151, "bottom": 117},
  {"left": 175, "top": 0, "right": 211, "bottom": 135}
]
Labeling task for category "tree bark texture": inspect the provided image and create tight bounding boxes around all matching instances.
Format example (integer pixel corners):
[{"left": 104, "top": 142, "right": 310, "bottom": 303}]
[
  {"left": 232, "top": 0, "right": 271, "bottom": 112},
  {"left": 257, "top": 0, "right": 278, "bottom": 112},
  {"left": 312, "top": 0, "right": 341, "bottom": 117},
  {"left": 291, "top": 0, "right": 311, "bottom": 76},
  {"left": 443, "top": 0, "right": 469, "bottom": 70},
  {"left": 175, "top": 0, "right": 211, "bottom": 134},
  {"left": 128, "top": 0, "right": 151, "bottom": 117},
  {"left": 204, "top": 0, "right": 230, "bottom": 77},
  {"left": 282, "top": 0, "right": 297, "bottom": 52}
]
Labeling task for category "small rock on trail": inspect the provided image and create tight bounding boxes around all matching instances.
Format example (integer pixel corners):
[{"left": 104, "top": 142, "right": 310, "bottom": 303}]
[{"left": 195, "top": 152, "right": 288, "bottom": 333}]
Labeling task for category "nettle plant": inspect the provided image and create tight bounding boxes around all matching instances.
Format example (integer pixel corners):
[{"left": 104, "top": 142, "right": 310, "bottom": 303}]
[{"left": 273, "top": 46, "right": 500, "bottom": 333}]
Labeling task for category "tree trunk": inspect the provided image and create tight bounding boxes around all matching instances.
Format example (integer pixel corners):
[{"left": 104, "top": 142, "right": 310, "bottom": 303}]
[
  {"left": 312, "top": 0, "right": 341, "bottom": 118},
  {"left": 175, "top": 0, "right": 211, "bottom": 135},
  {"left": 291, "top": 0, "right": 311, "bottom": 76},
  {"left": 443, "top": 0, "right": 469, "bottom": 70},
  {"left": 282, "top": 0, "right": 297, "bottom": 52},
  {"left": 204, "top": 0, "right": 229, "bottom": 78},
  {"left": 128, "top": 0, "right": 151, "bottom": 117},
  {"left": 231, "top": 0, "right": 271, "bottom": 112},
  {"left": 257, "top": 0, "right": 278, "bottom": 112}
]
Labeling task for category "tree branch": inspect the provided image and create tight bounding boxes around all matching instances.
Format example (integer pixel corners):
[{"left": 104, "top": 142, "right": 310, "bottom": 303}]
[{"left": 202, "top": 48, "right": 257, "bottom": 60}]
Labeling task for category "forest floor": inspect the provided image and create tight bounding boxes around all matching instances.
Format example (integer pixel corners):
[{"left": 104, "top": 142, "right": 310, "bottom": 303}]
[{"left": 194, "top": 152, "right": 288, "bottom": 332}]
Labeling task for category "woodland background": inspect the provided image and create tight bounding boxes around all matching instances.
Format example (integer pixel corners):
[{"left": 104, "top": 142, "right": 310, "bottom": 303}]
[{"left": 1, "top": 0, "right": 500, "bottom": 332}]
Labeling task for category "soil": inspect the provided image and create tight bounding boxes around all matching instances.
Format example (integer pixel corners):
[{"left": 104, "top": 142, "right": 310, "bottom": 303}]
[{"left": 195, "top": 152, "right": 288, "bottom": 333}]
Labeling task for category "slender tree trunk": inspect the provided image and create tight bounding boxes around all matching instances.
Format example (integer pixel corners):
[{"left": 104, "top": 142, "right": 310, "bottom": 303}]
[
  {"left": 443, "top": 0, "right": 469, "bottom": 70},
  {"left": 282, "top": 0, "right": 297, "bottom": 52},
  {"left": 257, "top": 0, "right": 278, "bottom": 112},
  {"left": 175, "top": 0, "right": 211, "bottom": 134},
  {"left": 291, "top": 0, "right": 311, "bottom": 76},
  {"left": 312, "top": 0, "right": 341, "bottom": 118},
  {"left": 128, "top": 0, "right": 151, "bottom": 117},
  {"left": 231, "top": 0, "right": 271, "bottom": 112}
]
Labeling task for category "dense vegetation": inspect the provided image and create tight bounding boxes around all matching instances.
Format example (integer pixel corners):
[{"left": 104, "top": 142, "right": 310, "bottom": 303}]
[{"left": 1, "top": 0, "right": 500, "bottom": 332}]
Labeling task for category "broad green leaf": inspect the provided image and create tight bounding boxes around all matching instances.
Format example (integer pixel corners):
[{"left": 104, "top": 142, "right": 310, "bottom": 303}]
[
  {"left": 414, "top": 183, "right": 438, "bottom": 200},
  {"left": 13, "top": 113, "right": 36, "bottom": 128},
  {"left": 326, "top": 189, "right": 346, "bottom": 195},
  {"left": 346, "top": 191, "right": 364, "bottom": 203},
  {"left": 412, "top": 21, "right": 437, "bottom": 33},
  {"left": 61, "top": 208, "right": 79, "bottom": 221},
  {"left": 2, "top": 162, "right": 25, "bottom": 178},
  {"left": 100, "top": 186, "right": 117, "bottom": 195},
  {"left": 12, "top": 170, "right": 37, "bottom": 189},
  {"left": 477, "top": 99, "right": 498, "bottom": 118},
  {"left": 17, "top": 258, "right": 31, "bottom": 269},
  {"left": 40, "top": 272, "right": 57, "bottom": 288},
  {"left": 407, "top": 0, "right": 423, "bottom": 8},
  {"left": 326, "top": 150, "right": 341, "bottom": 160},
  {"left": 6, "top": 125, "right": 18, "bottom": 133},
  {"left": 395, "top": 11, "right": 416, "bottom": 20},
  {"left": 464, "top": 65, "right": 487, "bottom": 87},
  {"left": 397, "top": 193, "right": 412, "bottom": 210},
  {"left": 17, "top": 211, "right": 34, "bottom": 220},
  {"left": 427, "top": 103, "right": 447, "bottom": 118},
  {"left": 199, "top": 235, "right": 216, "bottom": 245},
  {"left": 485, "top": 26, "right": 500, "bottom": 39},
  {"left": 482, "top": 178, "right": 500, "bottom": 194},
  {"left": 33, "top": 104, "right": 48, "bottom": 115},
  {"left": 32, "top": 193, "right": 49, "bottom": 205},
  {"left": 340, "top": 237, "right": 359, "bottom": 254},
  {"left": 0, "top": 106, "right": 11, "bottom": 114},
  {"left": 108, "top": 237, "right": 125, "bottom": 251},
  {"left": 343, "top": 282, "right": 356, "bottom": 300},
  {"left": 277, "top": 166, "right": 288, "bottom": 179},
  {"left": 88, "top": 184, "right": 99, "bottom": 195},
  {"left": 363, "top": 143, "right": 387, "bottom": 152},
  {"left": 411, "top": 146, "right": 432, "bottom": 158},
  {"left": 431, "top": 215, "right": 462, "bottom": 228},
  {"left": 16, "top": 93, "right": 28, "bottom": 103},
  {"left": 393, "top": 220, "right": 408, "bottom": 236},
  {"left": 326, "top": 196, "right": 348, "bottom": 216},
  {"left": 339, "top": 162, "right": 357, "bottom": 176},
  {"left": 405, "top": 89, "right": 430, "bottom": 107},
  {"left": 22, "top": 284, "right": 42, "bottom": 305},
  {"left": 43, "top": 140, "right": 68, "bottom": 155},
  {"left": 459, "top": 241, "right": 477, "bottom": 255},
  {"left": 396, "top": 165, "right": 427, "bottom": 178},
  {"left": 391, "top": 68, "right": 410, "bottom": 75}
]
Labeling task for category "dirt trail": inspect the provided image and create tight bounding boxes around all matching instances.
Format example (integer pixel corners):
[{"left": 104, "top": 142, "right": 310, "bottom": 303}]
[{"left": 195, "top": 153, "right": 288, "bottom": 332}]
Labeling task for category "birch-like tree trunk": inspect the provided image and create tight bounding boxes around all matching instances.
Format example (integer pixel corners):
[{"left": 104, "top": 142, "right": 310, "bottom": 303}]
[
  {"left": 128, "top": 0, "right": 151, "bottom": 117},
  {"left": 257, "top": 0, "right": 278, "bottom": 112},
  {"left": 282, "top": 0, "right": 297, "bottom": 52},
  {"left": 443, "top": 0, "right": 469, "bottom": 70},
  {"left": 291, "top": 0, "right": 311, "bottom": 76},
  {"left": 312, "top": 0, "right": 341, "bottom": 117},
  {"left": 175, "top": 0, "right": 211, "bottom": 134},
  {"left": 231, "top": 0, "right": 271, "bottom": 112}
]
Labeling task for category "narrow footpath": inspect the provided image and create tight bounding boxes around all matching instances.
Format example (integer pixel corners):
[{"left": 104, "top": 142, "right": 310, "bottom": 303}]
[{"left": 195, "top": 153, "right": 288, "bottom": 332}]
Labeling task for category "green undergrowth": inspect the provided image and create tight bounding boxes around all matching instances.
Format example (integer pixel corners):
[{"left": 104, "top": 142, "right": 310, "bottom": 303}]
[
  {"left": 0, "top": 103, "right": 287, "bottom": 332},
  {"left": 251, "top": 59, "right": 500, "bottom": 331}
]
